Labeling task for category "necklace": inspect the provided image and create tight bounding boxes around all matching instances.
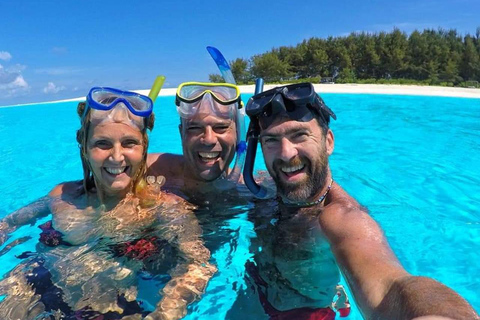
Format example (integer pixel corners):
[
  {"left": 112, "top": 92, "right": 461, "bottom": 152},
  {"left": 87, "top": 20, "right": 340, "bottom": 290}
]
[{"left": 282, "top": 178, "right": 334, "bottom": 208}]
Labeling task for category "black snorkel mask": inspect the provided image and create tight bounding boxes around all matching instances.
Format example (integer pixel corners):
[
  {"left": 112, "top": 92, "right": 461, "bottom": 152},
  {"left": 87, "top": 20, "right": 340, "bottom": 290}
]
[{"left": 243, "top": 81, "right": 336, "bottom": 198}]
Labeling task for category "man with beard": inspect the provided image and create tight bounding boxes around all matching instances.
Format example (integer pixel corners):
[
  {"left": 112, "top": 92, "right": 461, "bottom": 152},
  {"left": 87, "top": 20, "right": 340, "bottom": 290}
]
[{"left": 239, "top": 83, "right": 478, "bottom": 320}]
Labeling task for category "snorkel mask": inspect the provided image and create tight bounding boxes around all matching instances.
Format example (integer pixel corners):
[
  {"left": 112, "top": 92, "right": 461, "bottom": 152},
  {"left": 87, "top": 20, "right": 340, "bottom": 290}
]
[
  {"left": 84, "top": 87, "right": 154, "bottom": 131},
  {"left": 246, "top": 82, "right": 336, "bottom": 130},
  {"left": 175, "top": 82, "right": 242, "bottom": 119},
  {"left": 243, "top": 81, "right": 336, "bottom": 198}
]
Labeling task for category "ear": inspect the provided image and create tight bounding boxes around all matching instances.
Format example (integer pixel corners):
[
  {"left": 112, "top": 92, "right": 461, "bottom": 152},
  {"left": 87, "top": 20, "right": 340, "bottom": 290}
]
[{"left": 326, "top": 129, "right": 334, "bottom": 155}]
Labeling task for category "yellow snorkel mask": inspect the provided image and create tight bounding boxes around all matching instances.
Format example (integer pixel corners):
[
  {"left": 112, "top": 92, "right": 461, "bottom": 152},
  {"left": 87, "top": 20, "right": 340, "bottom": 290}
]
[{"left": 175, "top": 82, "right": 242, "bottom": 119}]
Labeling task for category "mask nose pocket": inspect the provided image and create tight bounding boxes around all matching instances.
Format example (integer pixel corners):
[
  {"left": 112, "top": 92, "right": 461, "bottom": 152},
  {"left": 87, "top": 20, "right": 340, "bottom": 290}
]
[
  {"left": 270, "top": 94, "right": 287, "bottom": 115},
  {"left": 108, "top": 103, "right": 131, "bottom": 122}
]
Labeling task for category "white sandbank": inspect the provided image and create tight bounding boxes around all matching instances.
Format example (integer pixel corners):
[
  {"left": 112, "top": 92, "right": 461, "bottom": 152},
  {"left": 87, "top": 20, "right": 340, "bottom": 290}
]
[
  {"left": 2, "top": 84, "right": 479, "bottom": 108},
  {"left": 137, "top": 83, "right": 480, "bottom": 99}
]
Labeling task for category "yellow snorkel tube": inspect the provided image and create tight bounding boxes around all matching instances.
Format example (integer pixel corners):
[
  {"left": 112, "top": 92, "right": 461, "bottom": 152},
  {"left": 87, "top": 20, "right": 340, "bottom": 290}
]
[{"left": 148, "top": 75, "right": 166, "bottom": 103}]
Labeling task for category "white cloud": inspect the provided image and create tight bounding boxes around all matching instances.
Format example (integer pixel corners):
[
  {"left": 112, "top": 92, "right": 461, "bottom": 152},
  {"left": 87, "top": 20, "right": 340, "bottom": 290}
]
[
  {"left": 7, "top": 63, "right": 27, "bottom": 72},
  {"left": 0, "top": 51, "right": 12, "bottom": 61},
  {"left": 0, "top": 63, "right": 29, "bottom": 97},
  {"left": 34, "top": 67, "right": 83, "bottom": 75},
  {"left": 43, "top": 82, "right": 66, "bottom": 94}
]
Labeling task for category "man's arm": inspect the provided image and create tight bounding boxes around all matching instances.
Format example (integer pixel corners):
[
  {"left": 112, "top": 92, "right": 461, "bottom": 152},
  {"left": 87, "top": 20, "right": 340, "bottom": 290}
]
[
  {"left": 0, "top": 196, "right": 51, "bottom": 246},
  {"left": 320, "top": 191, "right": 478, "bottom": 319}
]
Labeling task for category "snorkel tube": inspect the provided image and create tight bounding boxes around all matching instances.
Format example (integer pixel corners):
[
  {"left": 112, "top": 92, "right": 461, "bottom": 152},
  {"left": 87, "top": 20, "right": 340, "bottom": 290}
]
[
  {"left": 206, "top": 46, "right": 247, "bottom": 185},
  {"left": 148, "top": 75, "right": 166, "bottom": 102},
  {"left": 243, "top": 78, "right": 271, "bottom": 199}
]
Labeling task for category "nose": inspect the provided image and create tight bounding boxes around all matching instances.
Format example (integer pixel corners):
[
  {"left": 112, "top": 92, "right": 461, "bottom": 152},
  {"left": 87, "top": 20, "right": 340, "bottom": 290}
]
[
  {"left": 110, "top": 144, "right": 125, "bottom": 162},
  {"left": 201, "top": 126, "right": 217, "bottom": 145},
  {"left": 278, "top": 137, "right": 298, "bottom": 162}
]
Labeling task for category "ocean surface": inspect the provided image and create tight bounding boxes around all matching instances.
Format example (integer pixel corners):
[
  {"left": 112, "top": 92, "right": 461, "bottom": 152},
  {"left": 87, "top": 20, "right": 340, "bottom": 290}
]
[{"left": 0, "top": 93, "right": 479, "bottom": 318}]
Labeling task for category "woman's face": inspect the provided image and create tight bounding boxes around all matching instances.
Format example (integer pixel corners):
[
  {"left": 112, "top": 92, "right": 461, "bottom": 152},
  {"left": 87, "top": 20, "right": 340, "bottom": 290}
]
[{"left": 86, "top": 121, "right": 144, "bottom": 196}]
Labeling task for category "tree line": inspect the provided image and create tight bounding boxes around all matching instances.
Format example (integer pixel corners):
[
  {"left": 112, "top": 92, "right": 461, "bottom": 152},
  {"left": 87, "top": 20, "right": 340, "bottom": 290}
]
[{"left": 210, "top": 28, "right": 480, "bottom": 87}]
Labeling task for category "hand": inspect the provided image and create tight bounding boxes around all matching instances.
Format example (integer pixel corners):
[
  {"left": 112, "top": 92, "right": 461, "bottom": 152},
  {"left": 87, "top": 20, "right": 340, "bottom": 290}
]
[{"left": 144, "top": 296, "right": 187, "bottom": 320}]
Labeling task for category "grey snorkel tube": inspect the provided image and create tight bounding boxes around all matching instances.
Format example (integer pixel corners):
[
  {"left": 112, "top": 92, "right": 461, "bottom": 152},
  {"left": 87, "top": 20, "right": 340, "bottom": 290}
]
[{"left": 243, "top": 78, "right": 271, "bottom": 199}]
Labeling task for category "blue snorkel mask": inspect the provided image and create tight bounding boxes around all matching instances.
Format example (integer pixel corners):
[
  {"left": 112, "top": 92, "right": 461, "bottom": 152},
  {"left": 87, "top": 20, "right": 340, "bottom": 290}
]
[
  {"left": 84, "top": 87, "right": 154, "bottom": 131},
  {"left": 243, "top": 81, "right": 336, "bottom": 198}
]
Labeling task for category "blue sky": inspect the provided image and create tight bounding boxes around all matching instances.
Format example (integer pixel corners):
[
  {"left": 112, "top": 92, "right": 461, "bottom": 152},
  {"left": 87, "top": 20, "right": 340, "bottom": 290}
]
[{"left": 1, "top": 0, "right": 479, "bottom": 106}]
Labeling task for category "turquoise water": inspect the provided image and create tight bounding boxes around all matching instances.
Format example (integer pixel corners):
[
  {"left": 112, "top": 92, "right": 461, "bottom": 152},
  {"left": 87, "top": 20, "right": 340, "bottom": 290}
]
[{"left": 0, "top": 93, "right": 479, "bottom": 318}]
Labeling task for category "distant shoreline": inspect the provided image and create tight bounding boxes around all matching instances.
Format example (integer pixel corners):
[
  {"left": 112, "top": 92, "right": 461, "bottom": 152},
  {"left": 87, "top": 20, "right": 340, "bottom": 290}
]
[{"left": 2, "top": 83, "right": 479, "bottom": 108}]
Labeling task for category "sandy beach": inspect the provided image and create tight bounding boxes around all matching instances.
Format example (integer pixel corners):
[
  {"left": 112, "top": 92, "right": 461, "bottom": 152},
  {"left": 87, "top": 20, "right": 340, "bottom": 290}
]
[
  {"left": 2, "top": 84, "right": 479, "bottom": 108},
  {"left": 139, "top": 83, "right": 480, "bottom": 99}
]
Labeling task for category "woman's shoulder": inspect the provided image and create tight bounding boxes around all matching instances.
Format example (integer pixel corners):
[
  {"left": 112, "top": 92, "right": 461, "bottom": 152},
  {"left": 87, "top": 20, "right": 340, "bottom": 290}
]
[{"left": 49, "top": 180, "right": 84, "bottom": 198}]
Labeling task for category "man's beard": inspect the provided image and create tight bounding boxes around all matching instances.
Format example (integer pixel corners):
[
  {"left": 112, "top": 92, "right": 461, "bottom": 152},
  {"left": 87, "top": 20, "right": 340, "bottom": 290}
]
[{"left": 270, "top": 153, "right": 329, "bottom": 203}]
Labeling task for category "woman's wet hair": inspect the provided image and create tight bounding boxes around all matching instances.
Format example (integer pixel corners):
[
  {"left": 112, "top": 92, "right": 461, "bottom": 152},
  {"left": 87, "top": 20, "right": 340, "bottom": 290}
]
[{"left": 76, "top": 101, "right": 155, "bottom": 195}]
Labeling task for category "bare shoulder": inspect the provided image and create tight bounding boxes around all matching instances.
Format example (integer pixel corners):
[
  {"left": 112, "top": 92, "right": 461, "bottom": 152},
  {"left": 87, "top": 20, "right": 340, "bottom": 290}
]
[
  {"left": 319, "top": 183, "right": 382, "bottom": 242},
  {"left": 147, "top": 153, "right": 184, "bottom": 178},
  {"left": 48, "top": 181, "right": 83, "bottom": 198}
]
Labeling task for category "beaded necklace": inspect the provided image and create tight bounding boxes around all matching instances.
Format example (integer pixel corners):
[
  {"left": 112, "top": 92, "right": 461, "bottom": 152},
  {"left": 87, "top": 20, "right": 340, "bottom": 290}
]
[{"left": 282, "top": 178, "right": 334, "bottom": 208}]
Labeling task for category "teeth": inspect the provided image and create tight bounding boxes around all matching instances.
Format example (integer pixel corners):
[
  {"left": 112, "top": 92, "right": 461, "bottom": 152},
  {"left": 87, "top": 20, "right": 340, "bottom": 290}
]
[
  {"left": 105, "top": 167, "right": 127, "bottom": 175},
  {"left": 199, "top": 152, "right": 220, "bottom": 160},
  {"left": 281, "top": 164, "right": 304, "bottom": 173}
]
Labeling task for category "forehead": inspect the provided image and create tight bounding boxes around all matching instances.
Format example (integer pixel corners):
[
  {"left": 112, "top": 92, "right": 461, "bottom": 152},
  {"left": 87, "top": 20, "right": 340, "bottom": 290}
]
[
  {"left": 184, "top": 114, "right": 234, "bottom": 126},
  {"left": 89, "top": 121, "right": 142, "bottom": 138},
  {"left": 260, "top": 117, "right": 319, "bottom": 137}
]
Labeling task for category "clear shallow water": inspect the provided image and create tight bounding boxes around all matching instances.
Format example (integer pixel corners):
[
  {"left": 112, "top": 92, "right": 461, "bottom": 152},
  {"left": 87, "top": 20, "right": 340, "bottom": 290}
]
[{"left": 0, "top": 94, "right": 479, "bottom": 318}]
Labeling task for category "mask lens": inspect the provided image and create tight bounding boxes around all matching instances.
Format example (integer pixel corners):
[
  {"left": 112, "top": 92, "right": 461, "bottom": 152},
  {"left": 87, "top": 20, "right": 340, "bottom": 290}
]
[
  {"left": 246, "top": 89, "right": 279, "bottom": 116},
  {"left": 179, "top": 85, "right": 206, "bottom": 101},
  {"left": 209, "top": 86, "right": 239, "bottom": 103},
  {"left": 91, "top": 89, "right": 119, "bottom": 107},
  {"left": 124, "top": 94, "right": 150, "bottom": 111},
  {"left": 283, "top": 83, "right": 313, "bottom": 99}
]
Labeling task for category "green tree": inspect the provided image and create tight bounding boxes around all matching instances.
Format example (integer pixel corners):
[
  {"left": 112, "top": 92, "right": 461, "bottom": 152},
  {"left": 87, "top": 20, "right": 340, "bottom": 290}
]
[
  {"left": 250, "top": 52, "right": 291, "bottom": 82},
  {"left": 382, "top": 28, "right": 408, "bottom": 78},
  {"left": 460, "top": 36, "right": 480, "bottom": 81},
  {"left": 404, "top": 30, "right": 430, "bottom": 79},
  {"left": 208, "top": 74, "right": 224, "bottom": 83},
  {"left": 222, "top": 27, "right": 478, "bottom": 86},
  {"left": 230, "top": 58, "right": 249, "bottom": 84},
  {"left": 302, "top": 38, "right": 329, "bottom": 78},
  {"left": 355, "top": 33, "right": 380, "bottom": 79},
  {"left": 326, "top": 37, "right": 353, "bottom": 80}
]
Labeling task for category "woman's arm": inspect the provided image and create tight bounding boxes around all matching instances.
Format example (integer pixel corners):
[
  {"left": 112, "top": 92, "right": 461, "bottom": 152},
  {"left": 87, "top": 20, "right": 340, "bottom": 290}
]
[
  {"left": 146, "top": 208, "right": 216, "bottom": 320},
  {"left": 0, "top": 196, "right": 51, "bottom": 246}
]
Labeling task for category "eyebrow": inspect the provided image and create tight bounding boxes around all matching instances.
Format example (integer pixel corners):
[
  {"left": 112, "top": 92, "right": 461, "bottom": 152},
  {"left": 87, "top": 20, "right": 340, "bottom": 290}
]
[
  {"left": 187, "top": 120, "right": 232, "bottom": 126},
  {"left": 260, "top": 127, "right": 308, "bottom": 139}
]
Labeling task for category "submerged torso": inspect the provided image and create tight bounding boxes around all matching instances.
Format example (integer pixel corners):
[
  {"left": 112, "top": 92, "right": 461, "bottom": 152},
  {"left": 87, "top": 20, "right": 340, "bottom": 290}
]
[{"left": 250, "top": 200, "right": 340, "bottom": 310}]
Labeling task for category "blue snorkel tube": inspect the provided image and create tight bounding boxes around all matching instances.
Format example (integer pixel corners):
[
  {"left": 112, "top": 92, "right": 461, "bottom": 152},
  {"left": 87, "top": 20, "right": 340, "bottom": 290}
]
[
  {"left": 243, "top": 78, "right": 272, "bottom": 199},
  {"left": 207, "top": 46, "right": 247, "bottom": 185}
]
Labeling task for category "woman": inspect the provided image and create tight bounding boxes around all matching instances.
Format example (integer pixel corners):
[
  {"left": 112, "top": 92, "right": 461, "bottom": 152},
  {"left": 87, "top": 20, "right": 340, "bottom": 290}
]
[{"left": 0, "top": 87, "right": 215, "bottom": 320}]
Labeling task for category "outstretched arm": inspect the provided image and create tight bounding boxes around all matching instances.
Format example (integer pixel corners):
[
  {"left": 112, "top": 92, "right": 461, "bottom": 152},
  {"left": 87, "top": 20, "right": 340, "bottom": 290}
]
[
  {"left": 0, "top": 196, "right": 51, "bottom": 246},
  {"left": 320, "top": 194, "right": 478, "bottom": 319},
  {"left": 146, "top": 209, "right": 216, "bottom": 320}
]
